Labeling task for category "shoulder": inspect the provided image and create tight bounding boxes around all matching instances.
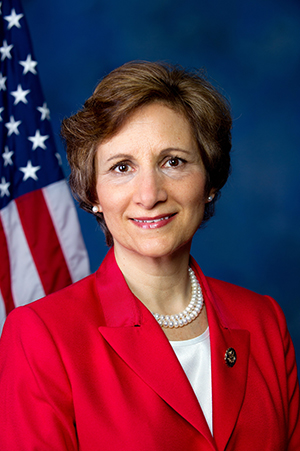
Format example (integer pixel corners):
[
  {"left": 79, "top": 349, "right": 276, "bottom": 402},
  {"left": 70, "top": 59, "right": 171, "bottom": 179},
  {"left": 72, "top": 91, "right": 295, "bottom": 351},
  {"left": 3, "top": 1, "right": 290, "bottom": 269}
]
[
  {"left": 33, "top": 272, "right": 98, "bottom": 315},
  {"left": 205, "top": 276, "right": 288, "bottom": 335},
  {"left": 206, "top": 276, "right": 279, "bottom": 309},
  {"left": 191, "top": 256, "right": 287, "bottom": 331},
  {"left": 2, "top": 272, "right": 102, "bottom": 341},
  {"left": 206, "top": 276, "right": 268, "bottom": 305}
]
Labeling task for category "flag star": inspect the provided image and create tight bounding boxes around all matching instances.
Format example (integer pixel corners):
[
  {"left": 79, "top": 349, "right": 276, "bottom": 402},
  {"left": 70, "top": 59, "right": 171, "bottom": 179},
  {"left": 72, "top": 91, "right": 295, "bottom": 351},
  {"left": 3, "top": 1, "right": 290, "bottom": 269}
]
[
  {"left": 5, "top": 115, "right": 22, "bottom": 136},
  {"left": 2, "top": 146, "right": 14, "bottom": 166},
  {"left": 0, "top": 40, "right": 13, "bottom": 61},
  {"left": 55, "top": 152, "right": 62, "bottom": 166},
  {"left": 0, "top": 73, "right": 7, "bottom": 90},
  {"left": 37, "top": 102, "right": 50, "bottom": 120},
  {"left": 4, "top": 8, "right": 24, "bottom": 29},
  {"left": 19, "top": 160, "right": 41, "bottom": 181},
  {"left": 19, "top": 54, "right": 37, "bottom": 75},
  {"left": 0, "top": 177, "right": 10, "bottom": 197},
  {"left": 0, "top": 106, "right": 4, "bottom": 121},
  {"left": 10, "top": 84, "right": 31, "bottom": 105},
  {"left": 28, "top": 129, "right": 49, "bottom": 150}
]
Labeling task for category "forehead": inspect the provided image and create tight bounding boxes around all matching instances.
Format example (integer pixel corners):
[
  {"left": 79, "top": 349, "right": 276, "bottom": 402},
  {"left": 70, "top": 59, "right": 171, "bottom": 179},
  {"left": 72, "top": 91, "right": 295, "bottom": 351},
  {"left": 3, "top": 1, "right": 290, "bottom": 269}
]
[{"left": 97, "top": 102, "right": 196, "bottom": 156}]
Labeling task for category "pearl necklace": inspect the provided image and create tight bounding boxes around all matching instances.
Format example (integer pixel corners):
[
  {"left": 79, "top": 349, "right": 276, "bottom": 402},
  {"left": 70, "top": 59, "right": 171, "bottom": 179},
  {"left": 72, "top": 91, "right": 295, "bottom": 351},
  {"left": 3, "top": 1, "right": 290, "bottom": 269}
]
[{"left": 152, "top": 267, "right": 204, "bottom": 328}]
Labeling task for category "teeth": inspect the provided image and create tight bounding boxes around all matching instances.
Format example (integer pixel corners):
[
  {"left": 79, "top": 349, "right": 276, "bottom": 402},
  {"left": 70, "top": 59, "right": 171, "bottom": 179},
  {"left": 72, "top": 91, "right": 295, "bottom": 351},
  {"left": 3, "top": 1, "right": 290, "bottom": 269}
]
[{"left": 134, "top": 216, "right": 170, "bottom": 223}]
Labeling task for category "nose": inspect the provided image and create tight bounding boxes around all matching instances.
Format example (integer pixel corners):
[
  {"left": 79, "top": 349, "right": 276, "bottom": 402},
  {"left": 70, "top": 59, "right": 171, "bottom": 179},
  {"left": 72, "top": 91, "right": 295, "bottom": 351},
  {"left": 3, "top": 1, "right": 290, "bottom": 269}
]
[{"left": 132, "top": 169, "right": 167, "bottom": 209}]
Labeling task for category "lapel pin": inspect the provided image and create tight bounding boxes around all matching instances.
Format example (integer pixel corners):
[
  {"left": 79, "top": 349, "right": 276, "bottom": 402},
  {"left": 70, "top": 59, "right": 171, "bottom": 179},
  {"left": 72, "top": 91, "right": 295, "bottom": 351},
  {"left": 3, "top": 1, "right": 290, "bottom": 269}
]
[{"left": 225, "top": 347, "right": 237, "bottom": 367}]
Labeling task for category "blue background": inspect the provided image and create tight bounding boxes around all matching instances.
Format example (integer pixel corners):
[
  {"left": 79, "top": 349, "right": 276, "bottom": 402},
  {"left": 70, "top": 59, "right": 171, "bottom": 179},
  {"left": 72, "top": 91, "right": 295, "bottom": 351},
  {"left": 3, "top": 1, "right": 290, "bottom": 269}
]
[{"left": 22, "top": 0, "right": 300, "bottom": 363}]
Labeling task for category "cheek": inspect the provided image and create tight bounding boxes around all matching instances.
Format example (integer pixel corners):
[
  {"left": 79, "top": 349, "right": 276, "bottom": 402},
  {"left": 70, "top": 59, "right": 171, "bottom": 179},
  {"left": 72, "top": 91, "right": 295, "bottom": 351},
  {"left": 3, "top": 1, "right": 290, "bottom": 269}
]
[
  {"left": 184, "top": 177, "right": 206, "bottom": 206},
  {"left": 96, "top": 181, "right": 113, "bottom": 211},
  {"left": 96, "top": 186, "right": 126, "bottom": 219}
]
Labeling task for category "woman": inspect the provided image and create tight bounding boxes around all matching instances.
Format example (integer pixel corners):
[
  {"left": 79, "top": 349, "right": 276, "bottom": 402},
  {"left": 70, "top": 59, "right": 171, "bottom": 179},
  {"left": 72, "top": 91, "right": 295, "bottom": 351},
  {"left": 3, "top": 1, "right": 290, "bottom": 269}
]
[{"left": 0, "top": 61, "right": 299, "bottom": 450}]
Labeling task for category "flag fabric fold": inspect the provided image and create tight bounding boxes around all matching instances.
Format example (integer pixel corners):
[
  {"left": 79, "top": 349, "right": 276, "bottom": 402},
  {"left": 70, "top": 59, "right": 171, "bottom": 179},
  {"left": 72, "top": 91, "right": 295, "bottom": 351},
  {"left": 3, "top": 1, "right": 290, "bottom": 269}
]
[{"left": 0, "top": 0, "right": 90, "bottom": 331}]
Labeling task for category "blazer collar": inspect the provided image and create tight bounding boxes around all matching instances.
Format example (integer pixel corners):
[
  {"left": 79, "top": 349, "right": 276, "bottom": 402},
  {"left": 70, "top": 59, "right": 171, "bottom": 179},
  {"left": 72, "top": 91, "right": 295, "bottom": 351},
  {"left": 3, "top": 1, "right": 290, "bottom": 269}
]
[{"left": 96, "top": 249, "right": 250, "bottom": 451}]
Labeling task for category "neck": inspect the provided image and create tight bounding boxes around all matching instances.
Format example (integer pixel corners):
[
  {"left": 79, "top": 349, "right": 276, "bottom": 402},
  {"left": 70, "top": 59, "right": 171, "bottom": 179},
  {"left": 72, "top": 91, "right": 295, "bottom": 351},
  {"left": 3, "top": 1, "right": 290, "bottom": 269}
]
[{"left": 114, "top": 243, "right": 192, "bottom": 315}]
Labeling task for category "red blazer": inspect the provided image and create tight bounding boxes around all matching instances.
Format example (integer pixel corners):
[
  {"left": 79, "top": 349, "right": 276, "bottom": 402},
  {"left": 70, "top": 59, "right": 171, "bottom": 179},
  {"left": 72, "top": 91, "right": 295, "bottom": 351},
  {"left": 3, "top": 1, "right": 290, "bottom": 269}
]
[{"left": 0, "top": 248, "right": 299, "bottom": 450}]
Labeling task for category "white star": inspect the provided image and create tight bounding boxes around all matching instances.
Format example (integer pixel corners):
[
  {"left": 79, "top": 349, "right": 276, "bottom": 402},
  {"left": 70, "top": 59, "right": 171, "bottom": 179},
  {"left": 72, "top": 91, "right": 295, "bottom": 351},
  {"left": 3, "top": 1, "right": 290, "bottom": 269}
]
[
  {"left": 28, "top": 129, "right": 49, "bottom": 150},
  {"left": 0, "top": 73, "right": 7, "bottom": 90},
  {"left": 0, "top": 177, "right": 10, "bottom": 197},
  {"left": 10, "top": 84, "right": 31, "bottom": 105},
  {"left": 0, "top": 3, "right": 2, "bottom": 15},
  {"left": 0, "top": 106, "right": 4, "bottom": 121},
  {"left": 0, "top": 40, "right": 13, "bottom": 61},
  {"left": 55, "top": 152, "right": 62, "bottom": 166},
  {"left": 19, "top": 160, "right": 41, "bottom": 181},
  {"left": 5, "top": 116, "right": 22, "bottom": 136},
  {"left": 2, "top": 146, "right": 14, "bottom": 166},
  {"left": 37, "top": 102, "right": 50, "bottom": 120},
  {"left": 4, "top": 8, "right": 23, "bottom": 29},
  {"left": 19, "top": 54, "right": 37, "bottom": 75}
]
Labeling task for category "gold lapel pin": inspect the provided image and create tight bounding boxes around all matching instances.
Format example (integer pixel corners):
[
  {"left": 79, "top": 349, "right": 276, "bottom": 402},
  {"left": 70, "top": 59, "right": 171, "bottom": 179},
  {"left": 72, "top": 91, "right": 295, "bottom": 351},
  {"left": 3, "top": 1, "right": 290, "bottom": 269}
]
[{"left": 224, "top": 347, "right": 237, "bottom": 367}]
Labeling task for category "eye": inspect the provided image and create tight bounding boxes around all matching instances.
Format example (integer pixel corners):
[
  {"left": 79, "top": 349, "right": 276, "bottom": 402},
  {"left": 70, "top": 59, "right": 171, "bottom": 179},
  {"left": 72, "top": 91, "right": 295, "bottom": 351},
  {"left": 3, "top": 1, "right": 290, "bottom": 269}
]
[
  {"left": 164, "top": 157, "right": 186, "bottom": 168},
  {"left": 111, "top": 162, "right": 132, "bottom": 173}
]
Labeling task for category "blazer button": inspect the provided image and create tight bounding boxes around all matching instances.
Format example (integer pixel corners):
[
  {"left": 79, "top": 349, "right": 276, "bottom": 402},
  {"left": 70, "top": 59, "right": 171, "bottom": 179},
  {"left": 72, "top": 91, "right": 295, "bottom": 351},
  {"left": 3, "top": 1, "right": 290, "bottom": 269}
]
[{"left": 224, "top": 347, "right": 237, "bottom": 367}]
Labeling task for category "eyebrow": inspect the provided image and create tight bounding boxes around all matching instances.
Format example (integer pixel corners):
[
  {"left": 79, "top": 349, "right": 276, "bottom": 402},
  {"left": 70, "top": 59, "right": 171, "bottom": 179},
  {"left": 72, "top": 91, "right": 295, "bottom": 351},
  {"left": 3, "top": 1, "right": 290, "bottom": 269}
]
[
  {"left": 106, "top": 153, "right": 134, "bottom": 163},
  {"left": 105, "top": 148, "right": 193, "bottom": 163}
]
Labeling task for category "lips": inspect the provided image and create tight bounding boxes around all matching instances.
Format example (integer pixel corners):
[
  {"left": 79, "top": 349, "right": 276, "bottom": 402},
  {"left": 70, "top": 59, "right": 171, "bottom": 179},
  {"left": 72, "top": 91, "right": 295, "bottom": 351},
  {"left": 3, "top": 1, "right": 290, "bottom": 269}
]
[
  {"left": 131, "top": 213, "right": 176, "bottom": 229},
  {"left": 133, "top": 215, "right": 172, "bottom": 224}
]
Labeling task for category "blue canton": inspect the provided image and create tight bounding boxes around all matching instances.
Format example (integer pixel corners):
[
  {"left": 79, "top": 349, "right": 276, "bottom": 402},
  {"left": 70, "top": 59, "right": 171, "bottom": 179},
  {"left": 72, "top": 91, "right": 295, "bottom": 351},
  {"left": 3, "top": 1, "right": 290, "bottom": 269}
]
[{"left": 0, "top": 0, "right": 64, "bottom": 210}]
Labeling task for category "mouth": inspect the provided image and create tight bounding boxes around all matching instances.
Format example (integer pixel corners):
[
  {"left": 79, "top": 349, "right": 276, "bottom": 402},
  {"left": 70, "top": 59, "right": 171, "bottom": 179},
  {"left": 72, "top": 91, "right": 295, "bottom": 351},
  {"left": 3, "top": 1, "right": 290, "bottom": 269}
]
[
  {"left": 132, "top": 213, "right": 176, "bottom": 223},
  {"left": 130, "top": 213, "right": 176, "bottom": 229},
  {"left": 133, "top": 216, "right": 171, "bottom": 224}
]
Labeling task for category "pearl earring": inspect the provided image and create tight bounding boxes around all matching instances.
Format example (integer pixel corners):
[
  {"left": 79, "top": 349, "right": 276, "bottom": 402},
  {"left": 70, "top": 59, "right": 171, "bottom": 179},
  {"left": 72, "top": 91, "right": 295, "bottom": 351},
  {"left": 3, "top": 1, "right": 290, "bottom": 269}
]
[
  {"left": 92, "top": 206, "right": 99, "bottom": 213},
  {"left": 207, "top": 196, "right": 213, "bottom": 202}
]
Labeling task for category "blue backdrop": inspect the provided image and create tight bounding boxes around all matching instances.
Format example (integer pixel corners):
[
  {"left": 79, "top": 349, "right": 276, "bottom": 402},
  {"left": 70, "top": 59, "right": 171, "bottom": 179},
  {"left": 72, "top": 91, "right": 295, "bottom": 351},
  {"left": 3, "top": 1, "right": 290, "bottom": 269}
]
[{"left": 23, "top": 0, "right": 300, "bottom": 363}]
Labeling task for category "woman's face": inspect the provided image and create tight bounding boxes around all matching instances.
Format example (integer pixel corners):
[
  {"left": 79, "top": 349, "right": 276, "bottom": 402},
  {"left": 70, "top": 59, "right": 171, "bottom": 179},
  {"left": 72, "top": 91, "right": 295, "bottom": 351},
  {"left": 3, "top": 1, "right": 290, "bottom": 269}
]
[{"left": 95, "top": 103, "right": 212, "bottom": 260}]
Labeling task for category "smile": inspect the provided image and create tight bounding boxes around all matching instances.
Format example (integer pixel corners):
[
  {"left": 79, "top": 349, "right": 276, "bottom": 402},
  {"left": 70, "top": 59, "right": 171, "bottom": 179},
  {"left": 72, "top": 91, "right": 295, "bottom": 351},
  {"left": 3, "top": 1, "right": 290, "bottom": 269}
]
[
  {"left": 131, "top": 214, "right": 176, "bottom": 229},
  {"left": 133, "top": 216, "right": 171, "bottom": 223}
]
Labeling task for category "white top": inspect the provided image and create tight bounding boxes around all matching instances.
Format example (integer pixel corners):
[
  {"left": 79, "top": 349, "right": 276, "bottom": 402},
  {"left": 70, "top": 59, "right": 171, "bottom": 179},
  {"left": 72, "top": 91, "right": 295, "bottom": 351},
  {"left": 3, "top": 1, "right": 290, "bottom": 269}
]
[{"left": 170, "top": 328, "right": 213, "bottom": 434}]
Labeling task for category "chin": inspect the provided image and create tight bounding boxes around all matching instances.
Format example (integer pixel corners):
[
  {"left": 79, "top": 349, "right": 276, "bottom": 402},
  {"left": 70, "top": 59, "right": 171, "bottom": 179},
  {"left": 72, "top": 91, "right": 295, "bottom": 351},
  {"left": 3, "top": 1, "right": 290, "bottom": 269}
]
[{"left": 131, "top": 238, "right": 192, "bottom": 260}]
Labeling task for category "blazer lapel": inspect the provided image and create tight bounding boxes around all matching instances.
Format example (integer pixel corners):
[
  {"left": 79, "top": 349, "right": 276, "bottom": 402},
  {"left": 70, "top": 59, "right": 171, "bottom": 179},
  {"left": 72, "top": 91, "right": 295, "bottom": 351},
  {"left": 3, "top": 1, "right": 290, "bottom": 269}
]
[
  {"left": 192, "top": 259, "right": 250, "bottom": 451},
  {"left": 96, "top": 250, "right": 216, "bottom": 449},
  {"left": 95, "top": 250, "right": 250, "bottom": 451},
  {"left": 99, "top": 320, "right": 216, "bottom": 446},
  {"left": 210, "top": 326, "right": 250, "bottom": 451}
]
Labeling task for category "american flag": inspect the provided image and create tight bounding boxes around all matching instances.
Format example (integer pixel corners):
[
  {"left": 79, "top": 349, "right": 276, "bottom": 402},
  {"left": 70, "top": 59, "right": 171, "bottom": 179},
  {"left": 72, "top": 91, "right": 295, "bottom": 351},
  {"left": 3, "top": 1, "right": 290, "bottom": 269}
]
[{"left": 0, "top": 0, "right": 90, "bottom": 331}]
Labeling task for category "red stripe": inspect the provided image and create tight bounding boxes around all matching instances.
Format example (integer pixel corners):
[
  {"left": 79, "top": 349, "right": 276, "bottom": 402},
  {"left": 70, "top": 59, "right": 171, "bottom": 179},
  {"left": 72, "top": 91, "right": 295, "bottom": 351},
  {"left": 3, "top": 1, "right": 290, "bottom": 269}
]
[
  {"left": 15, "top": 190, "right": 73, "bottom": 295},
  {"left": 0, "top": 214, "right": 15, "bottom": 315}
]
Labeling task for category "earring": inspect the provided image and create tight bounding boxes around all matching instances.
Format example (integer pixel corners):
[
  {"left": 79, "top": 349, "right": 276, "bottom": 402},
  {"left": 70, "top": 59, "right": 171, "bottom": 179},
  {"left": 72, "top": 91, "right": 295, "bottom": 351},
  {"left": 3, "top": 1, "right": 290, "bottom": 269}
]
[
  {"left": 207, "top": 196, "right": 213, "bottom": 202},
  {"left": 92, "top": 206, "right": 99, "bottom": 213}
]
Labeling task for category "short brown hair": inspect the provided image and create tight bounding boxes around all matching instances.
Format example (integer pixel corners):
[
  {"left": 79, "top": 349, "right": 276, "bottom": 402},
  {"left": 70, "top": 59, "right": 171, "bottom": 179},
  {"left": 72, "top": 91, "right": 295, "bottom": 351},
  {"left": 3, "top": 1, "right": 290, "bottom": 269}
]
[{"left": 61, "top": 61, "right": 232, "bottom": 246}]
